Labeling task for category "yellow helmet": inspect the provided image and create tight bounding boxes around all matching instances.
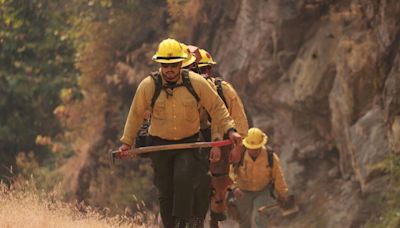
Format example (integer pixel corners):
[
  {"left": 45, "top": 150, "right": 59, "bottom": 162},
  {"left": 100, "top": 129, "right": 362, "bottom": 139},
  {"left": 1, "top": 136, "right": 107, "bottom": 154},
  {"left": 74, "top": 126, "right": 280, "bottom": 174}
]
[
  {"left": 181, "top": 43, "right": 196, "bottom": 68},
  {"left": 152, "top": 38, "right": 188, "bottom": 63},
  {"left": 198, "top": 49, "right": 217, "bottom": 67},
  {"left": 242, "top": 128, "right": 268, "bottom": 149}
]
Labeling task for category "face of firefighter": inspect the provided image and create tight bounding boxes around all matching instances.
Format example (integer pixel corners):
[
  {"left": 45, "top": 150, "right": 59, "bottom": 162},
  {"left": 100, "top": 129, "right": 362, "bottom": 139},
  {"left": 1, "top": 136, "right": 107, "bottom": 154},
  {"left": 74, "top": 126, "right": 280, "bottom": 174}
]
[
  {"left": 161, "top": 62, "right": 182, "bottom": 82},
  {"left": 247, "top": 148, "right": 262, "bottom": 158},
  {"left": 199, "top": 66, "right": 212, "bottom": 77}
]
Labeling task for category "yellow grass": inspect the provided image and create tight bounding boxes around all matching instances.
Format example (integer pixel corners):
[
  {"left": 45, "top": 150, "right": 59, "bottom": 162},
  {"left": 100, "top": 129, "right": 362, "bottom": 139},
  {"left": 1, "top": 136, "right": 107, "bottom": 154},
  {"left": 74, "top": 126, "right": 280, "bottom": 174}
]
[{"left": 0, "top": 181, "right": 156, "bottom": 228}]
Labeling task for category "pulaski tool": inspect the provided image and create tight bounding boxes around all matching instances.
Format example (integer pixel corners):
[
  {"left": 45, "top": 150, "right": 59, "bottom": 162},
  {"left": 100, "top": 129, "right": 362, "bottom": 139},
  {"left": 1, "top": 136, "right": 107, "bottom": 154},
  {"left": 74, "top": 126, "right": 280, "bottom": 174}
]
[
  {"left": 110, "top": 139, "right": 233, "bottom": 164},
  {"left": 257, "top": 195, "right": 299, "bottom": 217}
]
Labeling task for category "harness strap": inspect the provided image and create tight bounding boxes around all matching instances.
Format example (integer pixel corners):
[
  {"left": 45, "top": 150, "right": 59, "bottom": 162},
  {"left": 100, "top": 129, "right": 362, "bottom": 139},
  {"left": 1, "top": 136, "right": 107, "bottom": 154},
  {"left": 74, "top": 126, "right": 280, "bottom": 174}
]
[
  {"left": 214, "top": 78, "right": 228, "bottom": 107},
  {"left": 149, "top": 69, "right": 200, "bottom": 108}
]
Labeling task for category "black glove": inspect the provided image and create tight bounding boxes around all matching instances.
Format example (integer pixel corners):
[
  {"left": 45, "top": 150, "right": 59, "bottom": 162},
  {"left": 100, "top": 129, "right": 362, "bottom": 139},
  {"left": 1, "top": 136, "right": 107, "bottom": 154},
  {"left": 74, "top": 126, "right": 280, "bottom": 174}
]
[{"left": 278, "top": 195, "right": 294, "bottom": 210}]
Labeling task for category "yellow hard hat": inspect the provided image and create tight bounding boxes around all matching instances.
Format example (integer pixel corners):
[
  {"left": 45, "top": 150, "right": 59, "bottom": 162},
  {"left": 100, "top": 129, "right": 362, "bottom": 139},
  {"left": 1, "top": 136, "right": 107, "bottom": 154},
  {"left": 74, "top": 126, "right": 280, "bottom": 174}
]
[
  {"left": 152, "top": 38, "right": 188, "bottom": 63},
  {"left": 242, "top": 128, "right": 268, "bottom": 149},
  {"left": 181, "top": 43, "right": 196, "bottom": 68},
  {"left": 198, "top": 49, "right": 217, "bottom": 67}
]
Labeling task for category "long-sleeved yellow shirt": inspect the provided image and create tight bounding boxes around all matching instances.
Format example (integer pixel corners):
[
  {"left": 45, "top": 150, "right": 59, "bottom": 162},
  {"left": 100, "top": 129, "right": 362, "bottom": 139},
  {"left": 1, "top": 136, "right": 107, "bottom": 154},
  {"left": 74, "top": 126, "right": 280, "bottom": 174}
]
[
  {"left": 200, "top": 77, "right": 249, "bottom": 137},
  {"left": 214, "top": 79, "right": 248, "bottom": 137},
  {"left": 120, "top": 70, "right": 235, "bottom": 146},
  {"left": 231, "top": 147, "right": 288, "bottom": 199}
]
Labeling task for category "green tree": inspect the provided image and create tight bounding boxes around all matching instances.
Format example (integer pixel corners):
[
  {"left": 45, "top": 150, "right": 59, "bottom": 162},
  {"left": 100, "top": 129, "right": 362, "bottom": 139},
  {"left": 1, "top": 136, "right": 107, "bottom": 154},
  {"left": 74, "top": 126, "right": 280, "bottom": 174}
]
[{"left": 0, "top": 0, "right": 78, "bottom": 179}]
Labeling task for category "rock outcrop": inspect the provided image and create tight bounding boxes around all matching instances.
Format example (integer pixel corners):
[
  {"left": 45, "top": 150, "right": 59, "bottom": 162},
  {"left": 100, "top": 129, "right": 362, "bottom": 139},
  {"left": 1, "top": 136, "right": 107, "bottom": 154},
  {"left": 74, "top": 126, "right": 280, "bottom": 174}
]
[
  {"left": 64, "top": 1, "right": 400, "bottom": 226},
  {"left": 174, "top": 0, "right": 400, "bottom": 227}
]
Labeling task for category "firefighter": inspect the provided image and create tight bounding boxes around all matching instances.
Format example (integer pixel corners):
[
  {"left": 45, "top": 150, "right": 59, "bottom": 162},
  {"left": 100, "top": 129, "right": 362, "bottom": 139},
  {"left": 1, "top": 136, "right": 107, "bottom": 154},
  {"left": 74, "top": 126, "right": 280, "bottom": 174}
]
[
  {"left": 197, "top": 48, "right": 249, "bottom": 139},
  {"left": 231, "top": 128, "right": 289, "bottom": 228},
  {"left": 119, "top": 38, "right": 242, "bottom": 228},
  {"left": 181, "top": 43, "right": 200, "bottom": 73},
  {"left": 195, "top": 49, "right": 249, "bottom": 228},
  {"left": 181, "top": 43, "right": 213, "bottom": 227}
]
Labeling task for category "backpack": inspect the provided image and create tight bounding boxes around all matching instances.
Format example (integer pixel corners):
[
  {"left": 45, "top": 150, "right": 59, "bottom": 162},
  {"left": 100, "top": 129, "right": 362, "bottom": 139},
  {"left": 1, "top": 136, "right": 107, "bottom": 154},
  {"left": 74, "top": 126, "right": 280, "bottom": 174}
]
[
  {"left": 234, "top": 145, "right": 276, "bottom": 199},
  {"left": 135, "top": 70, "right": 200, "bottom": 149},
  {"left": 150, "top": 69, "right": 200, "bottom": 108}
]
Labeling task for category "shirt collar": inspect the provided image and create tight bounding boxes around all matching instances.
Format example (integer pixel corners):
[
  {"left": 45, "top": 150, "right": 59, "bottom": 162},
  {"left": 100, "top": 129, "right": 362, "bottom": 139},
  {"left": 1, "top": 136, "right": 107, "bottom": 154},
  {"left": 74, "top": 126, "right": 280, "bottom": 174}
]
[{"left": 245, "top": 146, "right": 267, "bottom": 162}]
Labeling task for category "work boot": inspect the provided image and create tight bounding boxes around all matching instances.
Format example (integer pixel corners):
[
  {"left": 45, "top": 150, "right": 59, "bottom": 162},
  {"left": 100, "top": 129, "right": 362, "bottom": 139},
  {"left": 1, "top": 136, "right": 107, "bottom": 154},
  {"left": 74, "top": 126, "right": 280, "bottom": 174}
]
[
  {"left": 188, "top": 217, "right": 204, "bottom": 228},
  {"left": 209, "top": 218, "right": 219, "bottom": 228},
  {"left": 210, "top": 211, "right": 226, "bottom": 221},
  {"left": 174, "top": 218, "right": 187, "bottom": 228}
]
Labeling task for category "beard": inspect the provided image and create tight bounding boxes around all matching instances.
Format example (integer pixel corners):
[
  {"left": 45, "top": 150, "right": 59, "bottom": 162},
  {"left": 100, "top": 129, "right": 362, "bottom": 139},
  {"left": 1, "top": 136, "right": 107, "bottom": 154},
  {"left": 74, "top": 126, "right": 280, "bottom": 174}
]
[{"left": 163, "top": 70, "right": 180, "bottom": 82}]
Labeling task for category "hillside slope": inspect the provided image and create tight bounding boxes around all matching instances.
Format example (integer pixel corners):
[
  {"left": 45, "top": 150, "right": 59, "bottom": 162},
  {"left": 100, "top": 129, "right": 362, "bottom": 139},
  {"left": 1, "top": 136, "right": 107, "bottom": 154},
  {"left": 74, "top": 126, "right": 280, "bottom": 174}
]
[{"left": 60, "top": 1, "right": 400, "bottom": 227}]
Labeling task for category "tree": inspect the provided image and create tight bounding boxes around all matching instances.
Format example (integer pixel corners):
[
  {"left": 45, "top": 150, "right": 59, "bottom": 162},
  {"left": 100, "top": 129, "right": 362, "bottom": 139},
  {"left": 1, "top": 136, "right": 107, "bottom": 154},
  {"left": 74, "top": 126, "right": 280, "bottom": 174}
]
[{"left": 0, "top": 0, "right": 78, "bottom": 179}]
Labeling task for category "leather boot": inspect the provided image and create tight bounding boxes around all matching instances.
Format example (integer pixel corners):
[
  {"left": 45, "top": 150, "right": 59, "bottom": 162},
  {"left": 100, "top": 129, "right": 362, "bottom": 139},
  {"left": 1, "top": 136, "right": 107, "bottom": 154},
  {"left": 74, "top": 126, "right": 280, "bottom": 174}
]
[
  {"left": 188, "top": 217, "right": 204, "bottom": 228},
  {"left": 174, "top": 218, "right": 187, "bottom": 228},
  {"left": 209, "top": 218, "right": 219, "bottom": 228},
  {"left": 210, "top": 211, "right": 226, "bottom": 221}
]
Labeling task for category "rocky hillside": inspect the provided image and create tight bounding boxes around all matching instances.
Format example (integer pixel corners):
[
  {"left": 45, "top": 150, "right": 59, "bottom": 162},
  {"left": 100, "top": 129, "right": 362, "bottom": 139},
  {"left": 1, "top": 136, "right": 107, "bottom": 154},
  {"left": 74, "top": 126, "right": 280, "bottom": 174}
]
[
  {"left": 61, "top": 0, "right": 400, "bottom": 227},
  {"left": 173, "top": 0, "right": 400, "bottom": 227}
]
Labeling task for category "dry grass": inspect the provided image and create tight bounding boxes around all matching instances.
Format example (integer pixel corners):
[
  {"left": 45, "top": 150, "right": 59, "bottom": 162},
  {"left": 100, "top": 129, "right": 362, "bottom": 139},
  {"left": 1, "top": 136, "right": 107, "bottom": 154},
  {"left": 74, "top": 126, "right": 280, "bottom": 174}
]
[{"left": 0, "top": 180, "right": 157, "bottom": 228}]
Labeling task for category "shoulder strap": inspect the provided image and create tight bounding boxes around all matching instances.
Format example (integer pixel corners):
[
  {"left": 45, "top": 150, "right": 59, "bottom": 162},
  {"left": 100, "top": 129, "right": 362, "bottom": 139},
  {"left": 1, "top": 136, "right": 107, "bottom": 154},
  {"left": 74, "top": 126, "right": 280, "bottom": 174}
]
[
  {"left": 150, "top": 71, "right": 162, "bottom": 109},
  {"left": 214, "top": 78, "right": 228, "bottom": 107},
  {"left": 267, "top": 145, "right": 274, "bottom": 169},
  {"left": 214, "top": 77, "right": 254, "bottom": 127},
  {"left": 236, "top": 145, "right": 274, "bottom": 169},
  {"left": 266, "top": 145, "right": 276, "bottom": 199},
  {"left": 151, "top": 70, "right": 200, "bottom": 108},
  {"left": 181, "top": 69, "right": 200, "bottom": 102}
]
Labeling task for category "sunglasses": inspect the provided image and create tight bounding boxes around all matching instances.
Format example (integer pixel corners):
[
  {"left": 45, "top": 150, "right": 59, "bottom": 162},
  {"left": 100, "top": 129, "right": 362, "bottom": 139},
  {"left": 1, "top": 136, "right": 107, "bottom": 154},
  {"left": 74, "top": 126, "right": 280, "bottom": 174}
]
[{"left": 161, "top": 62, "right": 180, "bottom": 68}]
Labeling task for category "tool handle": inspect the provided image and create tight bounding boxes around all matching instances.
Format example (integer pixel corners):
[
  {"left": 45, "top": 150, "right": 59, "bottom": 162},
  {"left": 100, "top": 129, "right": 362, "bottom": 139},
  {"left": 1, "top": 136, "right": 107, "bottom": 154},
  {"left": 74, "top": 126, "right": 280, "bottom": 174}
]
[
  {"left": 110, "top": 139, "right": 232, "bottom": 162},
  {"left": 257, "top": 203, "right": 280, "bottom": 213},
  {"left": 210, "top": 140, "right": 232, "bottom": 147}
]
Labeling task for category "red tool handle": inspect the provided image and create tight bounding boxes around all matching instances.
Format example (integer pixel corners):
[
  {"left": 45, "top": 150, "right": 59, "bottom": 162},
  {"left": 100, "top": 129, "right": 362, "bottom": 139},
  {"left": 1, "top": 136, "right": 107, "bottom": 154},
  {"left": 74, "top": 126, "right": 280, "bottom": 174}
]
[
  {"left": 110, "top": 139, "right": 233, "bottom": 164},
  {"left": 210, "top": 139, "right": 232, "bottom": 147}
]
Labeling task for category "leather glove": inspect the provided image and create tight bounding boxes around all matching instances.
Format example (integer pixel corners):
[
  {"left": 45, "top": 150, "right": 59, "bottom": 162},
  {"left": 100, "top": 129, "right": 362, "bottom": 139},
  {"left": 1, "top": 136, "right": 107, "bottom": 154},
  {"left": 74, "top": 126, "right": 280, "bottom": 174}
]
[{"left": 278, "top": 195, "right": 294, "bottom": 210}]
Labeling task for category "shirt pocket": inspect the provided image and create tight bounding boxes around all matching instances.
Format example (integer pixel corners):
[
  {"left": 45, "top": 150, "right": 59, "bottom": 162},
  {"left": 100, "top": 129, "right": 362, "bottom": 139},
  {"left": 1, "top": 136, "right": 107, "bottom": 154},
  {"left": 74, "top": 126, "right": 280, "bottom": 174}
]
[
  {"left": 152, "top": 100, "right": 166, "bottom": 120},
  {"left": 183, "top": 99, "right": 198, "bottom": 122}
]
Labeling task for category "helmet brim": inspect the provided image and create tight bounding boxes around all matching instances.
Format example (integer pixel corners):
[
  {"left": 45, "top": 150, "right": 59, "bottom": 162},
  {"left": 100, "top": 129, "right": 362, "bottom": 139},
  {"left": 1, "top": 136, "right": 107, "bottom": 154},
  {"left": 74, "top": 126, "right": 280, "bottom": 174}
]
[
  {"left": 152, "top": 52, "right": 188, "bottom": 63},
  {"left": 242, "top": 137, "right": 267, "bottom": 149},
  {"left": 153, "top": 58, "right": 185, "bottom": 63},
  {"left": 198, "top": 61, "right": 217, "bottom": 67},
  {"left": 182, "top": 54, "right": 196, "bottom": 68},
  {"left": 198, "top": 63, "right": 210, "bottom": 67}
]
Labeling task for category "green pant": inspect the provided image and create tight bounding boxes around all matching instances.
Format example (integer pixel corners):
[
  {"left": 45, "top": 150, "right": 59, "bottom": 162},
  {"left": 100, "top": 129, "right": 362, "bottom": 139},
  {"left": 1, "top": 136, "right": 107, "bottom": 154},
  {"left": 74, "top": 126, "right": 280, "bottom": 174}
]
[
  {"left": 148, "top": 134, "right": 201, "bottom": 228},
  {"left": 236, "top": 186, "right": 272, "bottom": 228},
  {"left": 191, "top": 128, "right": 212, "bottom": 219},
  {"left": 192, "top": 154, "right": 211, "bottom": 219}
]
